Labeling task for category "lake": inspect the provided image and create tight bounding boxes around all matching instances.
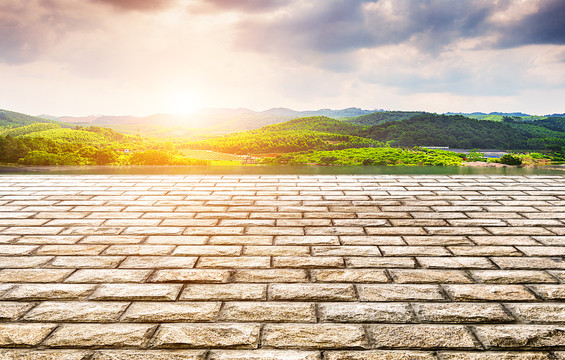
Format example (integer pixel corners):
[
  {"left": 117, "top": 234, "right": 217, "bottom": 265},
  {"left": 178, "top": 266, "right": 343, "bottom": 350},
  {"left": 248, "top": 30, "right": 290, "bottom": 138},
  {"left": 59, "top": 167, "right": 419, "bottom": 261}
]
[{"left": 2, "top": 165, "right": 565, "bottom": 175}]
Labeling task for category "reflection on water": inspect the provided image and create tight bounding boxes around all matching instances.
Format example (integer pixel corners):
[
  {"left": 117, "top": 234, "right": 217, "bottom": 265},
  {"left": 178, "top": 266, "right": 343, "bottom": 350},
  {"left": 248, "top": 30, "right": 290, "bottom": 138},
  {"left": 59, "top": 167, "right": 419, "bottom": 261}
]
[{"left": 1, "top": 165, "right": 565, "bottom": 175}]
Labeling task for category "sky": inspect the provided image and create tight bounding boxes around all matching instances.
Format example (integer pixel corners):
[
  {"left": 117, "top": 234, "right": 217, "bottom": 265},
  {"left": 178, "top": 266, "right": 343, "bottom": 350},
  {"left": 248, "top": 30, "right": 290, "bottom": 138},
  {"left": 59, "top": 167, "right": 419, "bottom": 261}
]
[{"left": 1, "top": 0, "right": 565, "bottom": 116}]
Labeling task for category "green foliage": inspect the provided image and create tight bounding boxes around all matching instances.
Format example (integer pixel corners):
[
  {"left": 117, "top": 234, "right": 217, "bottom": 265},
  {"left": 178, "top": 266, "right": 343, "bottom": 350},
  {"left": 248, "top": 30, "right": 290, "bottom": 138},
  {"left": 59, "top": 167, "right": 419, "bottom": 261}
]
[
  {"left": 128, "top": 150, "right": 208, "bottom": 165},
  {"left": 259, "top": 116, "right": 362, "bottom": 134},
  {"left": 358, "top": 114, "right": 530, "bottom": 149},
  {"left": 20, "top": 128, "right": 109, "bottom": 144},
  {"left": 466, "top": 149, "right": 487, "bottom": 162},
  {"left": 498, "top": 154, "right": 523, "bottom": 166},
  {"left": 18, "top": 150, "right": 86, "bottom": 166},
  {"left": 345, "top": 111, "right": 425, "bottom": 126},
  {"left": 0, "top": 109, "right": 60, "bottom": 127},
  {"left": 262, "top": 147, "right": 463, "bottom": 166},
  {"left": 0, "top": 123, "right": 61, "bottom": 137},
  {"left": 0, "top": 135, "right": 31, "bottom": 163}
]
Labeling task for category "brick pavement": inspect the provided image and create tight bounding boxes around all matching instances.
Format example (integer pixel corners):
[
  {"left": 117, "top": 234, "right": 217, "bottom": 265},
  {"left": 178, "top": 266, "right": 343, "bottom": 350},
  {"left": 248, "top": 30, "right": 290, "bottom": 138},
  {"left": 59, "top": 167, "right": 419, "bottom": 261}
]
[{"left": 0, "top": 174, "right": 564, "bottom": 359}]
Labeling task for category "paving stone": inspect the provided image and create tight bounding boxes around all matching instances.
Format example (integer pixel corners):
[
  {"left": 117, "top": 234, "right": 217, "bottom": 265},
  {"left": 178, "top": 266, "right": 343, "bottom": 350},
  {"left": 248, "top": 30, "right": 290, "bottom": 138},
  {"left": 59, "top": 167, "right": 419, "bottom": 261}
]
[
  {"left": 505, "top": 303, "right": 565, "bottom": 323},
  {"left": 65, "top": 269, "right": 152, "bottom": 283},
  {"left": 151, "top": 323, "right": 260, "bottom": 348},
  {"left": 24, "top": 301, "right": 129, "bottom": 322},
  {"left": 319, "top": 302, "right": 416, "bottom": 323},
  {"left": 0, "top": 323, "right": 58, "bottom": 346},
  {"left": 208, "top": 350, "right": 320, "bottom": 360},
  {"left": 180, "top": 284, "right": 266, "bottom": 301},
  {"left": 262, "top": 324, "right": 367, "bottom": 349},
  {"left": 91, "top": 284, "right": 182, "bottom": 301},
  {"left": 414, "top": 303, "right": 513, "bottom": 323},
  {"left": 2, "top": 284, "right": 96, "bottom": 300},
  {"left": 390, "top": 270, "right": 473, "bottom": 284},
  {"left": 220, "top": 302, "right": 316, "bottom": 322},
  {"left": 357, "top": 284, "right": 445, "bottom": 301},
  {"left": 0, "top": 301, "right": 34, "bottom": 320},
  {"left": 0, "top": 269, "right": 73, "bottom": 283},
  {"left": 367, "top": 324, "right": 480, "bottom": 349},
  {"left": 443, "top": 285, "right": 537, "bottom": 301},
  {"left": 269, "top": 284, "right": 356, "bottom": 301},
  {"left": 529, "top": 285, "right": 565, "bottom": 300},
  {"left": 44, "top": 324, "right": 156, "bottom": 347},
  {"left": 234, "top": 269, "right": 308, "bottom": 282},
  {"left": 0, "top": 350, "right": 91, "bottom": 360},
  {"left": 470, "top": 270, "right": 557, "bottom": 284},
  {"left": 151, "top": 269, "right": 231, "bottom": 283},
  {"left": 325, "top": 351, "right": 437, "bottom": 360},
  {"left": 474, "top": 325, "right": 565, "bottom": 349},
  {"left": 120, "top": 256, "right": 197, "bottom": 268},
  {"left": 311, "top": 269, "right": 389, "bottom": 283},
  {"left": 437, "top": 352, "right": 552, "bottom": 359},
  {"left": 196, "top": 256, "right": 270, "bottom": 268},
  {"left": 91, "top": 350, "right": 206, "bottom": 360},
  {"left": 122, "top": 302, "right": 221, "bottom": 322}
]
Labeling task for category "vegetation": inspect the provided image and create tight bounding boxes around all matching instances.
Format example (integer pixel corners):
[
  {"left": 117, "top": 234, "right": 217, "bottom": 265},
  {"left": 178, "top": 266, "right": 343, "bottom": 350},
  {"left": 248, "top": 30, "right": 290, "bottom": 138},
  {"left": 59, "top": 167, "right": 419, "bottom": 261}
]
[
  {"left": 345, "top": 111, "right": 425, "bottom": 126},
  {"left": 261, "top": 147, "right": 463, "bottom": 166},
  {"left": 497, "top": 154, "right": 523, "bottom": 166},
  {"left": 0, "top": 109, "right": 61, "bottom": 127}
]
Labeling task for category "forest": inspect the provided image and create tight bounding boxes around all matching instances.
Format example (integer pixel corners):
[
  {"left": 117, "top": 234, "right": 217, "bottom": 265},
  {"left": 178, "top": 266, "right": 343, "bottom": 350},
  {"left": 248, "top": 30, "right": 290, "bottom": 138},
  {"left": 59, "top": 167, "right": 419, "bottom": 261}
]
[{"left": 1, "top": 108, "right": 564, "bottom": 167}]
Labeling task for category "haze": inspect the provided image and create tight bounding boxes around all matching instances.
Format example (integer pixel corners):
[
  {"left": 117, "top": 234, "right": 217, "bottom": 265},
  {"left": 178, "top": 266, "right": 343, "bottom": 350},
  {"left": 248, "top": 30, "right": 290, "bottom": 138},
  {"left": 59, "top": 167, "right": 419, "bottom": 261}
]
[{"left": 2, "top": 0, "right": 565, "bottom": 116}]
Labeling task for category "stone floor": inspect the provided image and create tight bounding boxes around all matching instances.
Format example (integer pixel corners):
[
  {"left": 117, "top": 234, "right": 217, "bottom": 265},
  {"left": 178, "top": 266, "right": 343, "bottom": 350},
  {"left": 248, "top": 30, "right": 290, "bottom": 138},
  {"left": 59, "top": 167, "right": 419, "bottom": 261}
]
[{"left": 0, "top": 175, "right": 564, "bottom": 360}]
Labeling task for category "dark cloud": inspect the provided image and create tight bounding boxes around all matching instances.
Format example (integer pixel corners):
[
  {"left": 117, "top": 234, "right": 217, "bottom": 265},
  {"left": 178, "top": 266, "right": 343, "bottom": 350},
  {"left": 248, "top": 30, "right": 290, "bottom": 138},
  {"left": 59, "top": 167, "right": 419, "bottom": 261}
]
[
  {"left": 91, "top": 0, "right": 174, "bottom": 11},
  {"left": 497, "top": 0, "right": 565, "bottom": 47},
  {"left": 0, "top": 1, "right": 92, "bottom": 64}
]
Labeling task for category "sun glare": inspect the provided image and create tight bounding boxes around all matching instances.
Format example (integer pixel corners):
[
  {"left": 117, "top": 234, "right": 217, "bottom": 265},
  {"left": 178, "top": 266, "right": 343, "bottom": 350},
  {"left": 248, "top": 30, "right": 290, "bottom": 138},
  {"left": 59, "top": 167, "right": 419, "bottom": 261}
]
[{"left": 167, "top": 93, "right": 201, "bottom": 115}]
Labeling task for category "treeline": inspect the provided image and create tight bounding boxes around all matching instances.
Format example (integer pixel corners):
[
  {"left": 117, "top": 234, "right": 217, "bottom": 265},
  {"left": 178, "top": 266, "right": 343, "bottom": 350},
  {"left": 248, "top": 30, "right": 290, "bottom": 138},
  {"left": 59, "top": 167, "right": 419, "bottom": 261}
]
[
  {"left": 346, "top": 111, "right": 425, "bottom": 126},
  {"left": 358, "top": 114, "right": 565, "bottom": 150},
  {"left": 183, "top": 130, "right": 381, "bottom": 154}
]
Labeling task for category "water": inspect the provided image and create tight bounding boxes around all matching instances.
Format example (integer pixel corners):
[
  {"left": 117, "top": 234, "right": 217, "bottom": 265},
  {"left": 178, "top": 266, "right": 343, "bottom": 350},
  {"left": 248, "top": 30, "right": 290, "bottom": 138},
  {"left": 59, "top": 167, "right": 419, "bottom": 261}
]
[{"left": 1, "top": 165, "right": 565, "bottom": 175}]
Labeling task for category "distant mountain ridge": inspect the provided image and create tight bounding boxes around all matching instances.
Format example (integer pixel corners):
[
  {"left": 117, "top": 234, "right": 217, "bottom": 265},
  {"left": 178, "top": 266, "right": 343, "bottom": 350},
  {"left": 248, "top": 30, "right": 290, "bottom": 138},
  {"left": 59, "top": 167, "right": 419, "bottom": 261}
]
[{"left": 55, "top": 107, "right": 381, "bottom": 131}]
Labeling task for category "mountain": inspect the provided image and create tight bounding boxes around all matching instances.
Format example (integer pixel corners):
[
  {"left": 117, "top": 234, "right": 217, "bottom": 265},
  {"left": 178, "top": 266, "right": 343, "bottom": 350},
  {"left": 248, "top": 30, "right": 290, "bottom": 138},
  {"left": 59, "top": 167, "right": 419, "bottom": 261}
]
[
  {"left": 345, "top": 111, "right": 426, "bottom": 126},
  {"left": 0, "top": 109, "right": 61, "bottom": 127},
  {"left": 56, "top": 107, "right": 380, "bottom": 132}
]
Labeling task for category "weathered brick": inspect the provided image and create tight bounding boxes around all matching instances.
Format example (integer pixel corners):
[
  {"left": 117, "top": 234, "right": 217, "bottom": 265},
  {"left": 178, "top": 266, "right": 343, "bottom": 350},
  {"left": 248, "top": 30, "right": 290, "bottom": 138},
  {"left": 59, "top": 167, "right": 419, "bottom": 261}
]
[
  {"left": 151, "top": 269, "right": 231, "bottom": 283},
  {"left": 66, "top": 269, "right": 152, "bottom": 283},
  {"left": 0, "top": 269, "right": 73, "bottom": 283},
  {"left": 91, "top": 350, "right": 206, "bottom": 360},
  {"left": 91, "top": 284, "right": 182, "bottom": 301},
  {"left": 122, "top": 302, "right": 221, "bottom": 322},
  {"left": 319, "top": 302, "right": 415, "bottom": 323},
  {"left": 529, "top": 285, "right": 565, "bottom": 300},
  {"left": 44, "top": 324, "right": 155, "bottom": 347},
  {"left": 196, "top": 256, "right": 270, "bottom": 268},
  {"left": 470, "top": 270, "right": 557, "bottom": 284},
  {"left": 0, "top": 302, "right": 34, "bottom": 320},
  {"left": 357, "top": 284, "right": 444, "bottom": 301},
  {"left": 0, "top": 323, "right": 58, "bottom": 346},
  {"left": 2, "top": 284, "right": 96, "bottom": 300},
  {"left": 390, "top": 270, "right": 473, "bottom": 284},
  {"left": 220, "top": 302, "right": 316, "bottom": 322},
  {"left": 151, "top": 323, "right": 260, "bottom": 349},
  {"left": 414, "top": 303, "right": 513, "bottom": 323},
  {"left": 234, "top": 269, "right": 308, "bottom": 283},
  {"left": 120, "top": 256, "right": 197, "bottom": 268},
  {"left": 473, "top": 325, "right": 565, "bottom": 349},
  {"left": 269, "top": 284, "right": 356, "bottom": 301},
  {"left": 367, "top": 324, "right": 480, "bottom": 349},
  {"left": 180, "top": 284, "right": 266, "bottom": 301},
  {"left": 208, "top": 350, "right": 320, "bottom": 360},
  {"left": 24, "top": 301, "right": 129, "bottom": 322},
  {"left": 443, "top": 285, "right": 537, "bottom": 301},
  {"left": 0, "top": 350, "right": 91, "bottom": 360},
  {"left": 506, "top": 303, "right": 565, "bottom": 323},
  {"left": 262, "top": 324, "right": 367, "bottom": 349},
  {"left": 437, "top": 352, "right": 552, "bottom": 360},
  {"left": 311, "top": 269, "right": 388, "bottom": 283},
  {"left": 325, "top": 351, "right": 436, "bottom": 360}
]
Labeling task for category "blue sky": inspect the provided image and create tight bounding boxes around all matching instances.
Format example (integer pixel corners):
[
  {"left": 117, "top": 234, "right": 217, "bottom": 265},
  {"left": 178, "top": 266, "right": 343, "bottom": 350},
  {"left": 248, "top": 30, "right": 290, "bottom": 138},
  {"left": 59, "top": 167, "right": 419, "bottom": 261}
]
[{"left": 1, "top": 0, "right": 565, "bottom": 116}]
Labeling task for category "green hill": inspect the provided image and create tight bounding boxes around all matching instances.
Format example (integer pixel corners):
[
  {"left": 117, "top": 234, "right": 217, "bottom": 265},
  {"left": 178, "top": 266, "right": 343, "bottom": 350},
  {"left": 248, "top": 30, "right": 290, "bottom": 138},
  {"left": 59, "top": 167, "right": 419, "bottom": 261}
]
[
  {"left": 0, "top": 123, "right": 61, "bottom": 137},
  {"left": 257, "top": 116, "right": 361, "bottom": 134},
  {"left": 345, "top": 111, "right": 425, "bottom": 126},
  {"left": 0, "top": 109, "right": 60, "bottom": 127}
]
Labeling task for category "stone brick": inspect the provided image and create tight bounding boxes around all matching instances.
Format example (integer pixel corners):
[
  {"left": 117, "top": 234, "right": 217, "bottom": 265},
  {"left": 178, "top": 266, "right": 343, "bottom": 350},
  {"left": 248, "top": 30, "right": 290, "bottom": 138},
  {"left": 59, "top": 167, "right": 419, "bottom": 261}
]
[
  {"left": 506, "top": 303, "right": 565, "bottom": 323},
  {"left": 346, "top": 257, "right": 416, "bottom": 268},
  {"left": 151, "top": 269, "right": 231, "bottom": 283},
  {"left": 474, "top": 325, "right": 565, "bottom": 349},
  {"left": 492, "top": 257, "right": 565, "bottom": 269},
  {"left": 65, "top": 269, "right": 152, "bottom": 283},
  {"left": 220, "top": 302, "right": 316, "bottom": 322},
  {"left": 243, "top": 246, "right": 309, "bottom": 256},
  {"left": 311, "top": 269, "right": 389, "bottom": 283},
  {"left": 470, "top": 270, "right": 557, "bottom": 284},
  {"left": 269, "top": 284, "right": 356, "bottom": 301},
  {"left": 0, "top": 269, "right": 73, "bottom": 283},
  {"left": 91, "top": 284, "right": 182, "bottom": 301},
  {"left": 0, "top": 256, "right": 52, "bottom": 268},
  {"left": 91, "top": 350, "right": 206, "bottom": 360},
  {"left": 24, "top": 301, "right": 128, "bottom": 322},
  {"left": 437, "top": 352, "right": 552, "bottom": 359},
  {"left": 390, "top": 270, "right": 473, "bottom": 284},
  {"left": 44, "top": 324, "right": 155, "bottom": 347},
  {"left": 173, "top": 246, "right": 241, "bottom": 256},
  {"left": 151, "top": 323, "right": 260, "bottom": 349},
  {"left": 234, "top": 269, "right": 308, "bottom": 283},
  {"left": 122, "top": 302, "right": 221, "bottom": 322},
  {"left": 0, "top": 350, "right": 91, "bottom": 360},
  {"left": 196, "top": 256, "right": 270, "bottom": 268},
  {"left": 275, "top": 236, "right": 339, "bottom": 245},
  {"left": 0, "top": 302, "right": 34, "bottom": 320},
  {"left": 529, "top": 285, "right": 565, "bottom": 300},
  {"left": 49, "top": 256, "right": 124, "bottom": 268},
  {"left": 120, "top": 256, "right": 197, "bottom": 269},
  {"left": 325, "top": 351, "right": 436, "bottom": 360},
  {"left": 367, "top": 325, "right": 480, "bottom": 349},
  {"left": 418, "top": 257, "right": 495, "bottom": 269},
  {"left": 357, "top": 285, "right": 445, "bottom": 301},
  {"left": 2, "top": 284, "right": 96, "bottom": 300},
  {"left": 319, "top": 303, "right": 415, "bottom": 323},
  {"left": 414, "top": 303, "right": 513, "bottom": 323},
  {"left": 208, "top": 350, "right": 320, "bottom": 360},
  {"left": 180, "top": 284, "right": 266, "bottom": 301},
  {"left": 262, "top": 324, "right": 367, "bottom": 349},
  {"left": 0, "top": 323, "right": 57, "bottom": 346},
  {"left": 443, "top": 285, "right": 537, "bottom": 301},
  {"left": 273, "top": 256, "right": 344, "bottom": 268}
]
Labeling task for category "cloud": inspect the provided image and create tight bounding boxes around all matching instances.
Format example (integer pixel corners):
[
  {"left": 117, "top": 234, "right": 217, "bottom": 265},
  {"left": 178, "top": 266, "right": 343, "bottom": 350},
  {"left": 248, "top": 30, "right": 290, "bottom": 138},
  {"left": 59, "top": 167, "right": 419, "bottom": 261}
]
[
  {"left": 191, "top": 0, "right": 287, "bottom": 13},
  {"left": 496, "top": 0, "right": 565, "bottom": 48},
  {"left": 91, "top": 0, "right": 175, "bottom": 12},
  {"left": 0, "top": 0, "right": 100, "bottom": 64}
]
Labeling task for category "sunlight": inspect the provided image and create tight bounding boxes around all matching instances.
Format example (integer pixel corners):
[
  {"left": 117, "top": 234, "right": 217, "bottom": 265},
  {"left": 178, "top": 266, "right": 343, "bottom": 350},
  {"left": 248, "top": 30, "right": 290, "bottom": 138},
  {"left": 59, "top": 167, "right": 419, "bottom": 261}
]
[{"left": 166, "top": 92, "right": 201, "bottom": 115}]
